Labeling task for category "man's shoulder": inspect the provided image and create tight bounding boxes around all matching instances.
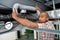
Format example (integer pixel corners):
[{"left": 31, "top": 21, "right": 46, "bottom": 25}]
[{"left": 48, "top": 21, "right": 53, "bottom": 23}]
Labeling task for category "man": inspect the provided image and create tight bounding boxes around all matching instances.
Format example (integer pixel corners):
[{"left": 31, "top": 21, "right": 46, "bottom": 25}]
[{"left": 12, "top": 6, "right": 55, "bottom": 40}]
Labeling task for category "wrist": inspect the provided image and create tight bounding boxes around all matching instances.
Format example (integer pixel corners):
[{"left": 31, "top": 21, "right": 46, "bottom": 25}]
[{"left": 13, "top": 15, "right": 18, "bottom": 19}]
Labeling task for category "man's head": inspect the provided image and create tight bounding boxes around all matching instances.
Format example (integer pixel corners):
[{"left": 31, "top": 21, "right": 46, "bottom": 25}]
[
  {"left": 34, "top": 6, "right": 49, "bottom": 23},
  {"left": 38, "top": 12, "right": 49, "bottom": 23}
]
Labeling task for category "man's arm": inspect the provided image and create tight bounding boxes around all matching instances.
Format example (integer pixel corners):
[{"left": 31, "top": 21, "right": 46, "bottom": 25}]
[{"left": 12, "top": 9, "right": 38, "bottom": 28}]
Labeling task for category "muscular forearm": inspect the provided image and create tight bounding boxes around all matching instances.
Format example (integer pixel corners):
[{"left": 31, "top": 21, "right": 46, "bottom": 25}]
[{"left": 13, "top": 16, "right": 38, "bottom": 28}]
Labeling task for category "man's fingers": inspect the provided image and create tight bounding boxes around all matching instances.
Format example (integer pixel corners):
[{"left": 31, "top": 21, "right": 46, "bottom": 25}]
[
  {"left": 13, "top": 8, "right": 16, "bottom": 13},
  {"left": 35, "top": 6, "right": 42, "bottom": 11}
]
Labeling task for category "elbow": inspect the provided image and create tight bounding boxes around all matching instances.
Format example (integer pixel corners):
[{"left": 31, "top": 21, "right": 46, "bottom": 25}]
[{"left": 29, "top": 25, "right": 38, "bottom": 28}]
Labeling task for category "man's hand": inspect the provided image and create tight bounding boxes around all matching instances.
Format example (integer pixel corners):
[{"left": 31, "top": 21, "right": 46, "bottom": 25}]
[
  {"left": 35, "top": 6, "right": 40, "bottom": 10},
  {"left": 35, "top": 6, "right": 43, "bottom": 12},
  {"left": 12, "top": 8, "right": 18, "bottom": 19}
]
